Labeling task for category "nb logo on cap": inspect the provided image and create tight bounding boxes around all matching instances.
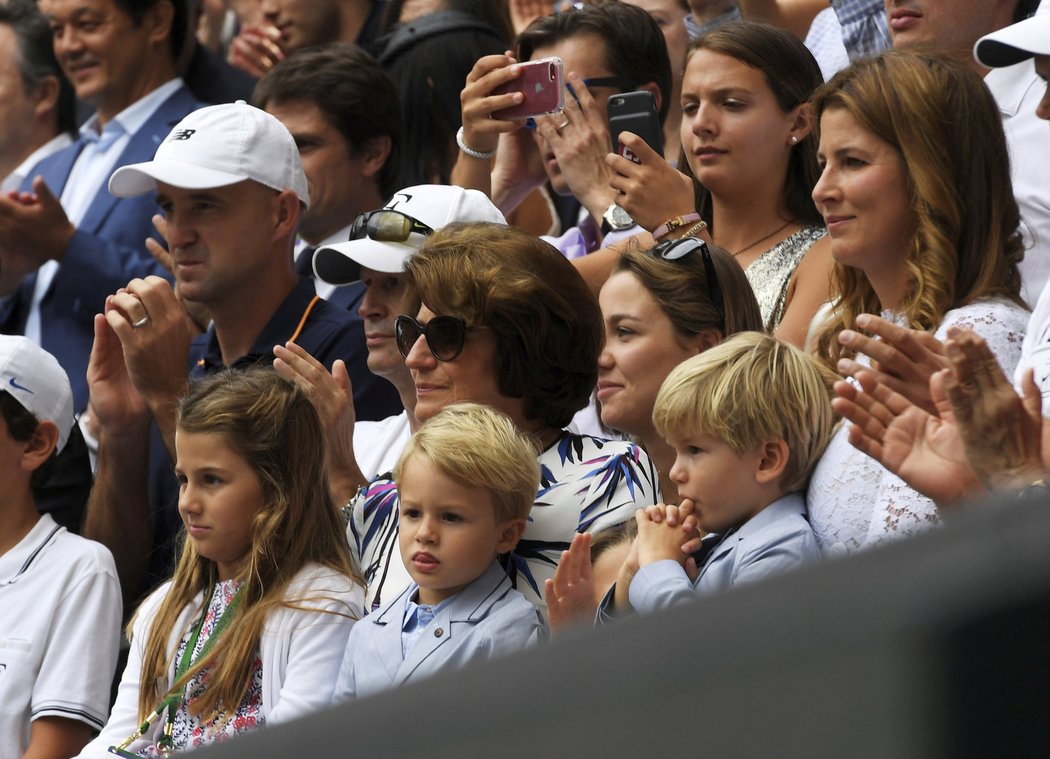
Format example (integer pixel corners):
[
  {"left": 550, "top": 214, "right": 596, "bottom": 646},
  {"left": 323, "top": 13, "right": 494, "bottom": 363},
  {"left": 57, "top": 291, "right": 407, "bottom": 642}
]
[{"left": 170, "top": 129, "right": 196, "bottom": 141}]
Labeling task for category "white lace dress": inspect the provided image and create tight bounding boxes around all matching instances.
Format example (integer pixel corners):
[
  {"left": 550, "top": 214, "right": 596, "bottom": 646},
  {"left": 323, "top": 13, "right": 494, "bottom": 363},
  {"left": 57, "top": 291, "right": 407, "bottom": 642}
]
[{"left": 807, "top": 297, "right": 1029, "bottom": 557}]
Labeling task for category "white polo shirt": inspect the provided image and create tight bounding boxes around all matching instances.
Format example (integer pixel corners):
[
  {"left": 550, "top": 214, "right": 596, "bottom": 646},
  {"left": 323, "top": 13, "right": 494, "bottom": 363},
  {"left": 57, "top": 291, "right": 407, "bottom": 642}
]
[{"left": 0, "top": 514, "right": 121, "bottom": 756}]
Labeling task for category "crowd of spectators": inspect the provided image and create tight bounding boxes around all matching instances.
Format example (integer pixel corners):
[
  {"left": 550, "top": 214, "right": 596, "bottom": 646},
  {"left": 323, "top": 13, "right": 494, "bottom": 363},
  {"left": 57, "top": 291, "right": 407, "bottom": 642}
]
[{"left": 2, "top": 0, "right": 1049, "bottom": 754}]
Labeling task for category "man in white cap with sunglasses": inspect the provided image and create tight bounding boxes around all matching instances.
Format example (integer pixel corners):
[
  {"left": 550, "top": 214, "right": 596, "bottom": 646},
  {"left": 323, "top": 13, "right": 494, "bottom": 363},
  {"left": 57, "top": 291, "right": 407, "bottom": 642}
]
[
  {"left": 274, "top": 184, "right": 505, "bottom": 502},
  {"left": 83, "top": 101, "right": 398, "bottom": 603}
]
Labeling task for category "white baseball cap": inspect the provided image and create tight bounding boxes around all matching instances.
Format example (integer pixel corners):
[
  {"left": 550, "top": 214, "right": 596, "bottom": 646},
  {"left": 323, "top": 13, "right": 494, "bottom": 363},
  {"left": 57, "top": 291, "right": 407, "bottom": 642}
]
[
  {"left": 0, "top": 336, "right": 74, "bottom": 453},
  {"left": 109, "top": 101, "right": 310, "bottom": 206},
  {"left": 313, "top": 184, "right": 506, "bottom": 285},
  {"left": 975, "top": 10, "right": 1050, "bottom": 68}
]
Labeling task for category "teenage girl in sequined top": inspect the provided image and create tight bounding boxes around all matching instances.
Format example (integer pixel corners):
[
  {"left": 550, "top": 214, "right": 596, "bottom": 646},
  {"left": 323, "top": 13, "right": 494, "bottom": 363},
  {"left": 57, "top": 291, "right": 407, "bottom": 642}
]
[{"left": 611, "top": 20, "right": 834, "bottom": 347}]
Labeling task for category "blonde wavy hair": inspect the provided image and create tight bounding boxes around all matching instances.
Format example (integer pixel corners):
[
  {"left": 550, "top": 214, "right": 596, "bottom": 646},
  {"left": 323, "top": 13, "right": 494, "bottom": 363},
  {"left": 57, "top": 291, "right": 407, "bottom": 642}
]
[
  {"left": 134, "top": 368, "right": 360, "bottom": 724},
  {"left": 810, "top": 52, "right": 1024, "bottom": 371},
  {"left": 653, "top": 332, "right": 838, "bottom": 493},
  {"left": 395, "top": 402, "right": 540, "bottom": 523}
]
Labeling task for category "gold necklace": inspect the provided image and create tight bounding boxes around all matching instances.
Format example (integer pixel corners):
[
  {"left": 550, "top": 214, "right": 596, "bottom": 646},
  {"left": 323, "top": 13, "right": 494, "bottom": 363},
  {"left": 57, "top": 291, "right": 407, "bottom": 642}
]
[{"left": 731, "top": 219, "right": 794, "bottom": 257}]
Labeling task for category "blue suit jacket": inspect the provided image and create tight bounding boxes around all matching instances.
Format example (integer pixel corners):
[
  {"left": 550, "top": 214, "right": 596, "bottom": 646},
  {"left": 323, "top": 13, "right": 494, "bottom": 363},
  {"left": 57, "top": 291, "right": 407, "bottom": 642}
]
[
  {"left": 334, "top": 561, "right": 545, "bottom": 701},
  {"left": 0, "top": 86, "right": 201, "bottom": 409}
]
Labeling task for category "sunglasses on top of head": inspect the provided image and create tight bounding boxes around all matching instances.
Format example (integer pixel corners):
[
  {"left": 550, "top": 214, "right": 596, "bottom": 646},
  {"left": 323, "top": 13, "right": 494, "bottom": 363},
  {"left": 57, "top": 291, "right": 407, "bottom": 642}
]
[{"left": 650, "top": 236, "right": 725, "bottom": 330}]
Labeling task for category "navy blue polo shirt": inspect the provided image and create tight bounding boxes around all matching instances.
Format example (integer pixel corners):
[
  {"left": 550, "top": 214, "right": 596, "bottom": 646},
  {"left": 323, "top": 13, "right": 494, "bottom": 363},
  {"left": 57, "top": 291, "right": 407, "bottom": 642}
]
[{"left": 143, "top": 277, "right": 401, "bottom": 593}]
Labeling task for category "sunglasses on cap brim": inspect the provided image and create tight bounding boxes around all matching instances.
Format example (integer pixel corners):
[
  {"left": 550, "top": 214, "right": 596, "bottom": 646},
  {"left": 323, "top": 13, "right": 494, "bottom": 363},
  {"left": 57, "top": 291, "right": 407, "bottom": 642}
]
[{"left": 349, "top": 209, "right": 434, "bottom": 243}]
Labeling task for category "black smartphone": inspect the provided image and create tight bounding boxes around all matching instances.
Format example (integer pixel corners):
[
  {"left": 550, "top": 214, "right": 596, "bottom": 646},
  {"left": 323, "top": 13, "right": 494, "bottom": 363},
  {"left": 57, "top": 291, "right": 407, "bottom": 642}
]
[{"left": 607, "top": 91, "right": 663, "bottom": 163}]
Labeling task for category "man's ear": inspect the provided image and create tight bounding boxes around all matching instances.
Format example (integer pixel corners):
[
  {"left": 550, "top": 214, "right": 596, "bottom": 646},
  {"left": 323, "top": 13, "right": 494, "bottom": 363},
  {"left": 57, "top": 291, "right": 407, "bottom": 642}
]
[
  {"left": 22, "top": 420, "right": 59, "bottom": 473},
  {"left": 358, "top": 136, "right": 393, "bottom": 181},
  {"left": 639, "top": 81, "right": 663, "bottom": 118},
  {"left": 274, "top": 190, "right": 301, "bottom": 238},
  {"left": 30, "top": 76, "right": 60, "bottom": 123},
  {"left": 754, "top": 438, "right": 789, "bottom": 486},
  {"left": 496, "top": 517, "right": 528, "bottom": 554},
  {"left": 144, "top": 0, "right": 176, "bottom": 50}
]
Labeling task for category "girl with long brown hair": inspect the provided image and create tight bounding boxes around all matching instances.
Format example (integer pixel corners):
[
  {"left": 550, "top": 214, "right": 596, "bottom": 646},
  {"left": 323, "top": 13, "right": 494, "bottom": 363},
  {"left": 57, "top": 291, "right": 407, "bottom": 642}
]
[{"left": 82, "top": 369, "right": 362, "bottom": 756}]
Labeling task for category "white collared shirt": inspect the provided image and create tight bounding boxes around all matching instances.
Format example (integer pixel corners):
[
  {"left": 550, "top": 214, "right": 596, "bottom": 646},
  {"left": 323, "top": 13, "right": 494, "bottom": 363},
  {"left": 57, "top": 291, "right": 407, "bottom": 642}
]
[{"left": 986, "top": 58, "right": 1050, "bottom": 308}]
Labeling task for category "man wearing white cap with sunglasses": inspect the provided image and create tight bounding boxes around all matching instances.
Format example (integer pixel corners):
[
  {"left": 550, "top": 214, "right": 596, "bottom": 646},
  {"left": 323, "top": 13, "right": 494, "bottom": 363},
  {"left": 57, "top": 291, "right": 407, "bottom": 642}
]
[
  {"left": 83, "top": 101, "right": 397, "bottom": 602},
  {"left": 274, "top": 184, "right": 505, "bottom": 498}
]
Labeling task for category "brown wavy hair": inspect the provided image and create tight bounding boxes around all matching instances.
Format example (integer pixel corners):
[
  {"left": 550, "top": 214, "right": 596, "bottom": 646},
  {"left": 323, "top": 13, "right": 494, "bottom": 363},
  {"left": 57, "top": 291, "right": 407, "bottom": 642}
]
[
  {"left": 134, "top": 369, "right": 360, "bottom": 724},
  {"left": 405, "top": 222, "right": 602, "bottom": 429},
  {"left": 810, "top": 52, "right": 1025, "bottom": 370}
]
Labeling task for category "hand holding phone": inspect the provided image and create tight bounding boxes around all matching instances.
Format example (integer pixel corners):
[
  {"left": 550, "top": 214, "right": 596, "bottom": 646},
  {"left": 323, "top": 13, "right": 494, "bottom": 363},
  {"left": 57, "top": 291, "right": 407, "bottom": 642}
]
[
  {"left": 607, "top": 91, "right": 663, "bottom": 163},
  {"left": 491, "top": 57, "right": 565, "bottom": 121}
]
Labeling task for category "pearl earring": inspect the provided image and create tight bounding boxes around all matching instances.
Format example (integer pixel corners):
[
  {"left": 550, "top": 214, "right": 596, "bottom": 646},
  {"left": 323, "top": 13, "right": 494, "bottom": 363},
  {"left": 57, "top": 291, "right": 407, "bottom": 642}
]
[{"left": 790, "top": 136, "right": 798, "bottom": 145}]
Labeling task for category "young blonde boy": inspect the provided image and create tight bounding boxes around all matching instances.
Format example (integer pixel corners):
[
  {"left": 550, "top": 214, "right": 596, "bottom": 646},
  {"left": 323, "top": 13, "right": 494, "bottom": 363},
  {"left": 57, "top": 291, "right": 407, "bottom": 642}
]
[
  {"left": 333, "top": 403, "right": 545, "bottom": 701},
  {"left": 608, "top": 332, "right": 836, "bottom": 617}
]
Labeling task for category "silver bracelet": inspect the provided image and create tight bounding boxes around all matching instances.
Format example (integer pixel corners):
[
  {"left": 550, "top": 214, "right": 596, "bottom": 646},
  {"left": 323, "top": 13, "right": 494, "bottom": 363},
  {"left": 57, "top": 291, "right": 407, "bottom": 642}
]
[{"left": 456, "top": 126, "right": 497, "bottom": 160}]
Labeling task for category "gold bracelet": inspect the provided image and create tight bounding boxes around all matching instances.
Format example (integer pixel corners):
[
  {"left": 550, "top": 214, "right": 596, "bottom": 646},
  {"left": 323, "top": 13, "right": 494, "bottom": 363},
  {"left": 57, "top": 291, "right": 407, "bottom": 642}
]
[{"left": 678, "top": 220, "right": 708, "bottom": 239}]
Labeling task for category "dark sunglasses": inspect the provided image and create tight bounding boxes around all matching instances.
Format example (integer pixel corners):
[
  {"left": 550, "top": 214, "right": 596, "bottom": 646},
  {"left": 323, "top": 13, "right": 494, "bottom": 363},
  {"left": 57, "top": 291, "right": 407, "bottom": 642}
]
[
  {"left": 349, "top": 209, "right": 434, "bottom": 243},
  {"left": 650, "top": 237, "right": 725, "bottom": 330},
  {"left": 395, "top": 314, "right": 469, "bottom": 361}
]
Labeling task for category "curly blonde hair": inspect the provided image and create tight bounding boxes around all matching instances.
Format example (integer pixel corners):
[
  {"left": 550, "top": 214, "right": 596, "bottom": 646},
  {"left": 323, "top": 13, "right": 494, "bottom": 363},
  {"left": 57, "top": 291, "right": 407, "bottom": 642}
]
[{"left": 810, "top": 51, "right": 1024, "bottom": 371}]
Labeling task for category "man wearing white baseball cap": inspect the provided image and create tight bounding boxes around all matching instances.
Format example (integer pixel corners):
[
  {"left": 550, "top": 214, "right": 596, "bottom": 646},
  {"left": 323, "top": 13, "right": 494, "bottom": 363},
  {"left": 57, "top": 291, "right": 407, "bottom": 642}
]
[
  {"left": 275, "top": 184, "right": 505, "bottom": 495},
  {"left": 85, "top": 101, "right": 398, "bottom": 602},
  {"left": 975, "top": 10, "right": 1050, "bottom": 118},
  {"left": 0, "top": 335, "right": 120, "bottom": 759},
  {"left": 884, "top": 0, "right": 1050, "bottom": 307},
  {"left": 973, "top": 9, "right": 1050, "bottom": 419}
]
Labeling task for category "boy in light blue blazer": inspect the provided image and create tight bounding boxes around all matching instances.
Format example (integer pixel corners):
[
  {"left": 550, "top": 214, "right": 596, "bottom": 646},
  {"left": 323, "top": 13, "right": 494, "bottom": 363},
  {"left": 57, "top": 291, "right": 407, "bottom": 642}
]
[
  {"left": 600, "top": 333, "right": 837, "bottom": 619},
  {"left": 333, "top": 404, "right": 546, "bottom": 701}
]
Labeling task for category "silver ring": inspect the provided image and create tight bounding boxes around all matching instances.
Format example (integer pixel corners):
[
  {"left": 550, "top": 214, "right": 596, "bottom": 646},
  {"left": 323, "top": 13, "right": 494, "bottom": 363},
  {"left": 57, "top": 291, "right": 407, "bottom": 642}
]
[
  {"left": 132, "top": 315, "right": 150, "bottom": 328},
  {"left": 556, "top": 119, "right": 570, "bottom": 130}
]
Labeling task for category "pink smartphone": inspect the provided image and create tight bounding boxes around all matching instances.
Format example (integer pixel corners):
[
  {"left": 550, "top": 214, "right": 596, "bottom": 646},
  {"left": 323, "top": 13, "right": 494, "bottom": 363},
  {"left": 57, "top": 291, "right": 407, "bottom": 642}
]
[{"left": 491, "top": 57, "right": 565, "bottom": 121}]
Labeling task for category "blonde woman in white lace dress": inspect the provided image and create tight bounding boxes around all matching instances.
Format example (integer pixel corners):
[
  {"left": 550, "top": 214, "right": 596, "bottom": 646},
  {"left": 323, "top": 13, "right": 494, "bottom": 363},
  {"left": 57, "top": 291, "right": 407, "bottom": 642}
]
[{"left": 806, "top": 52, "right": 1029, "bottom": 556}]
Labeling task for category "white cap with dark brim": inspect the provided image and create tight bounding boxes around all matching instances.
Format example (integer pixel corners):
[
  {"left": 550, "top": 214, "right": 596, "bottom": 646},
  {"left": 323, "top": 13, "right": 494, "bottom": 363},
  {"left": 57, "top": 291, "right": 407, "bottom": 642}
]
[
  {"left": 313, "top": 184, "right": 506, "bottom": 286},
  {"left": 975, "top": 12, "right": 1050, "bottom": 68}
]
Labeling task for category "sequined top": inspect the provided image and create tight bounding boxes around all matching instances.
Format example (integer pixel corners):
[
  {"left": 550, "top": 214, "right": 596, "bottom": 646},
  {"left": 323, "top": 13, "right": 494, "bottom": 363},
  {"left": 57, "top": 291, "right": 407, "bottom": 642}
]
[
  {"left": 141, "top": 580, "right": 264, "bottom": 755},
  {"left": 743, "top": 226, "right": 827, "bottom": 333}
]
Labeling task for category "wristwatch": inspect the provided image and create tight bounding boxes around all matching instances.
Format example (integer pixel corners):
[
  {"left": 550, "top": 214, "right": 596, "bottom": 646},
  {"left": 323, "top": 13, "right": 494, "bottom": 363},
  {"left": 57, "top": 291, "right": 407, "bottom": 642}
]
[{"left": 601, "top": 203, "right": 635, "bottom": 235}]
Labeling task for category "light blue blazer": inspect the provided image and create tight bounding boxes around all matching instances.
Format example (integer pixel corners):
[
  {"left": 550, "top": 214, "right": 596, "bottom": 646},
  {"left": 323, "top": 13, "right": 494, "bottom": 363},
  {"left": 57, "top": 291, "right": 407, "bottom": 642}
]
[
  {"left": 628, "top": 492, "right": 822, "bottom": 615},
  {"left": 333, "top": 561, "right": 545, "bottom": 701}
]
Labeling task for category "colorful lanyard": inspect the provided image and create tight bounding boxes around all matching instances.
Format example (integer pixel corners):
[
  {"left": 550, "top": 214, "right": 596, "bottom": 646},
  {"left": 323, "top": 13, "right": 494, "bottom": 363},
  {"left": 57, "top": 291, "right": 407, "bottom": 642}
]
[{"left": 108, "top": 587, "right": 242, "bottom": 757}]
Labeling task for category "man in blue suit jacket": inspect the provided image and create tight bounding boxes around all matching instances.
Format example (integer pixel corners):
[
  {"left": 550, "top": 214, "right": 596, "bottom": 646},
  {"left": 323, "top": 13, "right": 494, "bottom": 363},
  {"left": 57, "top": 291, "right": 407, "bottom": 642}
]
[{"left": 0, "top": 0, "right": 200, "bottom": 411}]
